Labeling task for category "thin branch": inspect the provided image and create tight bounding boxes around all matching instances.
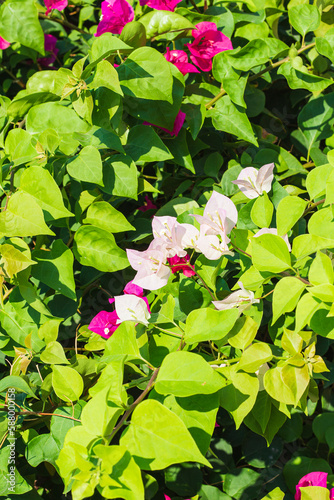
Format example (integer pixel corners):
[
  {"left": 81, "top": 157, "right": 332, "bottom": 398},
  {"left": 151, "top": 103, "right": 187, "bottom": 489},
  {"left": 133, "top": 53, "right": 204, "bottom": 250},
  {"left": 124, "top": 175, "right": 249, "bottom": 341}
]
[
  {"left": 302, "top": 198, "right": 325, "bottom": 217},
  {"left": 205, "top": 42, "right": 316, "bottom": 109},
  {"left": 108, "top": 368, "right": 159, "bottom": 441},
  {"left": 39, "top": 13, "right": 88, "bottom": 35}
]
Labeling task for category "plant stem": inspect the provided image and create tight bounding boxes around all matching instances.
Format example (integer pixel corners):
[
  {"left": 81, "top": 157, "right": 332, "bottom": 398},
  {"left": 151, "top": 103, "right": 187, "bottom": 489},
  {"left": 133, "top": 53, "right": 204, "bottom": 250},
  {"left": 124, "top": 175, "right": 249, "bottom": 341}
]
[
  {"left": 0, "top": 66, "right": 25, "bottom": 88},
  {"left": 39, "top": 13, "right": 88, "bottom": 34},
  {"left": 302, "top": 198, "right": 325, "bottom": 217},
  {"left": 108, "top": 367, "right": 159, "bottom": 441},
  {"left": 205, "top": 42, "right": 316, "bottom": 109}
]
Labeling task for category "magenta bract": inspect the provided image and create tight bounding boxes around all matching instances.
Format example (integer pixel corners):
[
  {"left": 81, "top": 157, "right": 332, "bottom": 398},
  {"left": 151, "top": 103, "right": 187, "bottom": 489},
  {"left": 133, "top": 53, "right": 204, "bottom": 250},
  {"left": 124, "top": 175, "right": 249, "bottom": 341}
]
[
  {"left": 44, "top": 0, "right": 68, "bottom": 15},
  {"left": 187, "top": 22, "right": 233, "bottom": 72},
  {"left": 96, "top": 0, "right": 134, "bottom": 36},
  {"left": 0, "top": 36, "right": 10, "bottom": 50},
  {"left": 164, "top": 48, "right": 200, "bottom": 75},
  {"left": 140, "top": 0, "right": 182, "bottom": 11}
]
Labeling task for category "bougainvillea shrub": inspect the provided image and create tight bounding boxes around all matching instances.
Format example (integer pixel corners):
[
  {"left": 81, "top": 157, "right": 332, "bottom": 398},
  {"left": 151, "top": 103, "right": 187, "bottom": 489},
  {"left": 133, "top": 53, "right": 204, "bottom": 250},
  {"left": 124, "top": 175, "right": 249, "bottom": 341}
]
[{"left": 0, "top": 0, "right": 334, "bottom": 498}]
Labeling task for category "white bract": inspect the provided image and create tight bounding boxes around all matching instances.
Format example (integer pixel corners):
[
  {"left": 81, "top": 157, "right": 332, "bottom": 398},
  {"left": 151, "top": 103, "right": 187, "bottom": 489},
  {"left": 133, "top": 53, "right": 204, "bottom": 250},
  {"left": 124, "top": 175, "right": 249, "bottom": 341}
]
[
  {"left": 253, "top": 227, "right": 291, "bottom": 252},
  {"left": 126, "top": 246, "right": 170, "bottom": 290},
  {"left": 114, "top": 294, "right": 150, "bottom": 325},
  {"left": 232, "top": 163, "right": 275, "bottom": 199},
  {"left": 212, "top": 281, "right": 259, "bottom": 311},
  {"left": 192, "top": 190, "right": 238, "bottom": 236}
]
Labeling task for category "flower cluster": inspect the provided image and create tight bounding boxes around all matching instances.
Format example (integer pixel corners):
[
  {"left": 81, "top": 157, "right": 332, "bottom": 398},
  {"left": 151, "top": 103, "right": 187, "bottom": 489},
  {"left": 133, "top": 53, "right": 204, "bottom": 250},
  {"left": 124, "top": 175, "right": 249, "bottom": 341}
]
[
  {"left": 88, "top": 281, "right": 150, "bottom": 338},
  {"left": 89, "top": 165, "right": 277, "bottom": 338},
  {"left": 127, "top": 191, "right": 238, "bottom": 290},
  {"left": 295, "top": 472, "right": 334, "bottom": 500}
]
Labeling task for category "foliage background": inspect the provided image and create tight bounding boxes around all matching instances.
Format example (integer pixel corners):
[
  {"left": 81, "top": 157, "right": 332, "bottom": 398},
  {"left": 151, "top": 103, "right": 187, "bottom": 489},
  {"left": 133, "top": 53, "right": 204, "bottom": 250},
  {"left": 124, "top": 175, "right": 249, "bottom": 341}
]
[{"left": 0, "top": 0, "right": 334, "bottom": 498}]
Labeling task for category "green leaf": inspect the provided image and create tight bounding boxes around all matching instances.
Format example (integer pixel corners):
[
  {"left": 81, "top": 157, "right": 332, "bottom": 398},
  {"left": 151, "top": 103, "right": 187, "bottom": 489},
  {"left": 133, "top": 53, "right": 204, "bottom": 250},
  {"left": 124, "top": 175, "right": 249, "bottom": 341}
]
[
  {"left": 300, "top": 487, "right": 330, "bottom": 500},
  {"left": 306, "top": 164, "right": 334, "bottom": 200},
  {"left": 298, "top": 94, "right": 334, "bottom": 153},
  {"left": 90, "top": 59, "right": 123, "bottom": 96},
  {"left": 277, "top": 63, "right": 333, "bottom": 92},
  {"left": 120, "top": 21, "right": 147, "bottom": 49},
  {"left": 0, "top": 0, "right": 44, "bottom": 53},
  {"left": 272, "top": 277, "right": 306, "bottom": 324},
  {"left": 292, "top": 234, "right": 334, "bottom": 261},
  {"left": 19, "top": 166, "right": 74, "bottom": 221},
  {"left": 251, "top": 234, "right": 292, "bottom": 273},
  {"left": 0, "top": 243, "right": 35, "bottom": 278},
  {"left": 67, "top": 145, "right": 103, "bottom": 186},
  {"left": 102, "top": 154, "right": 138, "bottom": 200},
  {"left": 120, "top": 399, "right": 211, "bottom": 469},
  {"left": 224, "top": 468, "right": 260, "bottom": 499},
  {"left": 185, "top": 307, "right": 239, "bottom": 344},
  {"left": 283, "top": 456, "right": 331, "bottom": 494},
  {"left": 150, "top": 390, "right": 219, "bottom": 455},
  {"left": 0, "top": 375, "right": 37, "bottom": 399},
  {"left": 228, "top": 316, "right": 259, "bottom": 350},
  {"left": 52, "top": 365, "right": 84, "bottom": 402},
  {"left": 155, "top": 351, "right": 226, "bottom": 397},
  {"left": 140, "top": 10, "right": 193, "bottom": 39},
  {"left": 50, "top": 402, "right": 84, "bottom": 449},
  {"left": 94, "top": 444, "right": 145, "bottom": 500},
  {"left": 26, "top": 434, "right": 59, "bottom": 467},
  {"left": 316, "top": 34, "right": 334, "bottom": 64},
  {"left": 26, "top": 102, "right": 90, "bottom": 155},
  {"left": 308, "top": 207, "right": 334, "bottom": 239},
  {"left": 83, "top": 33, "right": 132, "bottom": 79},
  {"left": 309, "top": 251, "right": 334, "bottom": 285},
  {"left": 195, "top": 255, "right": 222, "bottom": 291},
  {"left": 312, "top": 413, "right": 334, "bottom": 443},
  {"left": 164, "top": 129, "right": 195, "bottom": 173},
  {"left": 81, "top": 388, "right": 123, "bottom": 437},
  {"left": 211, "top": 96, "right": 258, "bottom": 146},
  {"left": 125, "top": 125, "right": 173, "bottom": 163},
  {"left": 237, "top": 342, "right": 272, "bottom": 372},
  {"left": 104, "top": 322, "right": 141, "bottom": 362},
  {"left": 4, "top": 128, "right": 36, "bottom": 166},
  {"left": 307, "top": 283, "right": 334, "bottom": 302},
  {"left": 38, "top": 319, "right": 61, "bottom": 344},
  {"left": 264, "top": 361, "right": 309, "bottom": 406},
  {"left": 289, "top": 5, "right": 321, "bottom": 37},
  {"left": 73, "top": 225, "right": 129, "bottom": 272},
  {"left": 17, "top": 275, "right": 54, "bottom": 317},
  {"left": 276, "top": 196, "right": 307, "bottom": 236},
  {"left": 219, "top": 370, "right": 259, "bottom": 428},
  {"left": 250, "top": 193, "right": 273, "bottom": 228},
  {"left": 295, "top": 292, "right": 322, "bottom": 333},
  {"left": 40, "top": 341, "right": 69, "bottom": 365},
  {"left": 118, "top": 47, "right": 173, "bottom": 102},
  {"left": 31, "top": 240, "right": 76, "bottom": 300},
  {"left": 0, "top": 191, "right": 54, "bottom": 237},
  {"left": 84, "top": 201, "right": 135, "bottom": 233}
]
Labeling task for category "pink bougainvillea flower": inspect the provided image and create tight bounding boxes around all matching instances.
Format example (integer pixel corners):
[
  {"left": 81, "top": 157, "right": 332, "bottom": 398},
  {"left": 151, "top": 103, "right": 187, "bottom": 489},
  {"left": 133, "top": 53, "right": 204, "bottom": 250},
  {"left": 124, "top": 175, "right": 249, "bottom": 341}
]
[
  {"left": 164, "top": 496, "right": 191, "bottom": 500},
  {"left": 164, "top": 48, "right": 200, "bottom": 75},
  {"left": 295, "top": 472, "right": 328, "bottom": 500},
  {"left": 186, "top": 22, "right": 233, "bottom": 72},
  {"left": 253, "top": 228, "right": 291, "bottom": 252},
  {"left": 232, "top": 163, "right": 275, "bottom": 199},
  {"left": 95, "top": 0, "right": 134, "bottom": 36},
  {"left": 37, "top": 34, "right": 58, "bottom": 67},
  {"left": 0, "top": 36, "right": 10, "bottom": 50},
  {"left": 167, "top": 254, "right": 196, "bottom": 277},
  {"left": 44, "top": 0, "right": 68, "bottom": 15},
  {"left": 212, "top": 281, "right": 259, "bottom": 312},
  {"left": 123, "top": 281, "right": 144, "bottom": 297},
  {"left": 144, "top": 110, "right": 186, "bottom": 137},
  {"left": 138, "top": 195, "right": 157, "bottom": 212},
  {"left": 88, "top": 310, "right": 119, "bottom": 339},
  {"left": 191, "top": 190, "right": 238, "bottom": 237},
  {"left": 140, "top": 0, "right": 181, "bottom": 11}
]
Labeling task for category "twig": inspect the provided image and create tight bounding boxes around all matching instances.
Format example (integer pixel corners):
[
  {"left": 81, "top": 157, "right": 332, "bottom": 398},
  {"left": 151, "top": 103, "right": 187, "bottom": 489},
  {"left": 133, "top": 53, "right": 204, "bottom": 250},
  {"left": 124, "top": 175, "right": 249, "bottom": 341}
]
[
  {"left": 39, "top": 13, "right": 88, "bottom": 35},
  {"left": 205, "top": 42, "right": 316, "bottom": 109},
  {"left": 302, "top": 198, "right": 325, "bottom": 217},
  {"left": 108, "top": 368, "right": 159, "bottom": 440}
]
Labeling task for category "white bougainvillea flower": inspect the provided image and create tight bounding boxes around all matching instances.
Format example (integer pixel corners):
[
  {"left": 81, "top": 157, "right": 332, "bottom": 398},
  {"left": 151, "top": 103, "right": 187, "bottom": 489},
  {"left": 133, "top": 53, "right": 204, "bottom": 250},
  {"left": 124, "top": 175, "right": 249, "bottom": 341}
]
[
  {"left": 151, "top": 216, "right": 188, "bottom": 258},
  {"left": 196, "top": 226, "right": 233, "bottom": 260},
  {"left": 232, "top": 163, "right": 275, "bottom": 199},
  {"left": 114, "top": 294, "right": 150, "bottom": 325},
  {"left": 212, "top": 281, "right": 259, "bottom": 311},
  {"left": 173, "top": 222, "right": 200, "bottom": 251},
  {"left": 253, "top": 228, "right": 291, "bottom": 252},
  {"left": 191, "top": 191, "right": 238, "bottom": 236},
  {"left": 126, "top": 246, "right": 170, "bottom": 290}
]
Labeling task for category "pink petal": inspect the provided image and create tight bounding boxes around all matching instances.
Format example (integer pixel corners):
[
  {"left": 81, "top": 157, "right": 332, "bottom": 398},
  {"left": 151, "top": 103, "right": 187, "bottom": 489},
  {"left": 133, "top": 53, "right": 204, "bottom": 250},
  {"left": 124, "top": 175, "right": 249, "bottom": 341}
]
[
  {"left": 45, "top": 0, "right": 67, "bottom": 15},
  {"left": 96, "top": 0, "right": 134, "bottom": 36},
  {"left": 0, "top": 36, "right": 10, "bottom": 50},
  {"left": 123, "top": 281, "right": 144, "bottom": 297},
  {"left": 192, "top": 21, "right": 218, "bottom": 38},
  {"left": 144, "top": 110, "right": 186, "bottom": 137},
  {"left": 140, "top": 0, "right": 182, "bottom": 11},
  {"left": 295, "top": 472, "right": 328, "bottom": 500},
  {"left": 88, "top": 310, "right": 119, "bottom": 339}
]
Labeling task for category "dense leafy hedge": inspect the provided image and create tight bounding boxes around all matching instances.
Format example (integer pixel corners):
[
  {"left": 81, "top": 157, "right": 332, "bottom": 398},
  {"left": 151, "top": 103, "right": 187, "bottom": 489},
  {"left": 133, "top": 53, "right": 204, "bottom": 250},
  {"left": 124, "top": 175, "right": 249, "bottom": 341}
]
[{"left": 0, "top": 0, "right": 334, "bottom": 498}]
